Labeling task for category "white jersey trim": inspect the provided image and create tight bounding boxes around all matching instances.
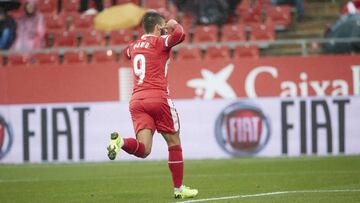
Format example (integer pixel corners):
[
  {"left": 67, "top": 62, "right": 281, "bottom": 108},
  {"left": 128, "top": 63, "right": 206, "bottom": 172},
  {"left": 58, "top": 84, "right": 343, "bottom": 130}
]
[
  {"left": 164, "top": 59, "right": 170, "bottom": 77},
  {"left": 141, "top": 34, "right": 157, "bottom": 40},
  {"left": 165, "top": 35, "right": 170, "bottom": 47},
  {"left": 164, "top": 24, "right": 184, "bottom": 48},
  {"left": 167, "top": 99, "right": 179, "bottom": 132}
]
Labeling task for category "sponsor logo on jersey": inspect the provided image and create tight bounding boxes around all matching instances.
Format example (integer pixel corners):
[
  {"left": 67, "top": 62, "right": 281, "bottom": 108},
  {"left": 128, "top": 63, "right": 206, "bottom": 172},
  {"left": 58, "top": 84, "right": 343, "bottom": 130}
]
[
  {"left": 0, "top": 115, "right": 13, "bottom": 160},
  {"left": 215, "top": 102, "right": 270, "bottom": 156}
]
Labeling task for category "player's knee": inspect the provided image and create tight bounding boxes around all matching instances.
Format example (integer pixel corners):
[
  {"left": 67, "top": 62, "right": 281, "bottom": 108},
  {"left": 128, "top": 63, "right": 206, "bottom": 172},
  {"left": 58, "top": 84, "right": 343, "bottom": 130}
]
[
  {"left": 142, "top": 149, "right": 151, "bottom": 158},
  {"left": 162, "top": 131, "right": 181, "bottom": 146},
  {"left": 167, "top": 138, "right": 181, "bottom": 147}
]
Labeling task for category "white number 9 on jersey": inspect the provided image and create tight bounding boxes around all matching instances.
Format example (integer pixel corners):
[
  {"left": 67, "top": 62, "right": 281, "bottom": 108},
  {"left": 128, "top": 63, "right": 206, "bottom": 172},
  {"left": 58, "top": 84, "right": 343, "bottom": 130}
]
[{"left": 133, "top": 54, "right": 146, "bottom": 85}]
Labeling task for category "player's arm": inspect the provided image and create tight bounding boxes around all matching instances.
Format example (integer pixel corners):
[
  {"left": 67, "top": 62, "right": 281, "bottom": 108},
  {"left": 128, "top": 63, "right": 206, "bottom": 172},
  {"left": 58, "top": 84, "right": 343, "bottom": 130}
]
[
  {"left": 164, "top": 19, "right": 185, "bottom": 48},
  {"left": 122, "top": 45, "right": 132, "bottom": 60}
]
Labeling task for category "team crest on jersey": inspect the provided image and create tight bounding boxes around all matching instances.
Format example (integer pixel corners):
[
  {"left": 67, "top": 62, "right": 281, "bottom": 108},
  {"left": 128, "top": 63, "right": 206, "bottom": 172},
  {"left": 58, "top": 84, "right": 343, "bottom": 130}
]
[
  {"left": 0, "top": 115, "right": 13, "bottom": 160},
  {"left": 214, "top": 102, "right": 271, "bottom": 156}
]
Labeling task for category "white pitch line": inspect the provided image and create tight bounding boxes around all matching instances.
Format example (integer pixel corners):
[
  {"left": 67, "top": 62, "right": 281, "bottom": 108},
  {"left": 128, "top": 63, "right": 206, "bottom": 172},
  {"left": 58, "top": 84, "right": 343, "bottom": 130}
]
[{"left": 176, "top": 189, "right": 360, "bottom": 203}]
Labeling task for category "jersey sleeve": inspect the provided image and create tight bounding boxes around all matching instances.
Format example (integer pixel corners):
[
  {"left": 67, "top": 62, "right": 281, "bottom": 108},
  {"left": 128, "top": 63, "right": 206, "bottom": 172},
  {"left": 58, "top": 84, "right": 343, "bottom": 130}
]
[
  {"left": 123, "top": 44, "right": 132, "bottom": 60},
  {"left": 162, "top": 24, "right": 186, "bottom": 49}
]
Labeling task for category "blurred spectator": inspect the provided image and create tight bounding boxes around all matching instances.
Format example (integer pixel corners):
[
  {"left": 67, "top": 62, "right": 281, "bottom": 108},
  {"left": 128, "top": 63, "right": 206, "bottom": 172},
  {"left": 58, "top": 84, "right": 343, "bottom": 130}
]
[
  {"left": 295, "top": 0, "right": 304, "bottom": 22},
  {"left": 271, "top": 0, "right": 304, "bottom": 22},
  {"left": 170, "top": 0, "right": 199, "bottom": 16},
  {"left": 80, "top": 0, "right": 103, "bottom": 13},
  {"left": 342, "top": 0, "right": 360, "bottom": 15},
  {"left": 171, "top": 0, "right": 240, "bottom": 25},
  {"left": 228, "top": 0, "right": 241, "bottom": 18},
  {"left": 0, "top": 7, "right": 16, "bottom": 50},
  {"left": 12, "top": 0, "right": 45, "bottom": 52},
  {"left": 197, "top": 0, "right": 229, "bottom": 25},
  {"left": 323, "top": 13, "right": 360, "bottom": 54}
]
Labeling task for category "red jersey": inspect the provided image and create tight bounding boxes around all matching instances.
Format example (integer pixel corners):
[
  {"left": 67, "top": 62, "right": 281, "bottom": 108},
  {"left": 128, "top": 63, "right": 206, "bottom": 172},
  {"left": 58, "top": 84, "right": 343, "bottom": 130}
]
[{"left": 126, "top": 24, "right": 185, "bottom": 100}]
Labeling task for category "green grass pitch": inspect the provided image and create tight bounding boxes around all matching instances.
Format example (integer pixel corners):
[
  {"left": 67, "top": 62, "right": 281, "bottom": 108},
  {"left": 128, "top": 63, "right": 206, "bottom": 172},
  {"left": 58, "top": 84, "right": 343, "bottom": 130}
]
[{"left": 0, "top": 156, "right": 359, "bottom": 203}]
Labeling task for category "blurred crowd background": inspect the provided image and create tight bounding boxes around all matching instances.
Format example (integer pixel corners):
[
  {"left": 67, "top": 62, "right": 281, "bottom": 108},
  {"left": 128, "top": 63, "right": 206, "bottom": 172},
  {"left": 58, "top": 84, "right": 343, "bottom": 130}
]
[{"left": 0, "top": 0, "right": 359, "bottom": 65}]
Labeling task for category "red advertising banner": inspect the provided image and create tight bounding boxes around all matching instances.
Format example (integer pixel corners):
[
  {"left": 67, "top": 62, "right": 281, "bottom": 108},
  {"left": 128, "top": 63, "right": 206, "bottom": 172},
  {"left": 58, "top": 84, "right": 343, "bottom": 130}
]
[
  {"left": 0, "top": 55, "right": 359, "bottom": 104},
  {"left": 168, "top": 55, "right": 360, "bottom": 99},
  {"left": 0, "top": 63, "right": 120, "bottom": 104}
]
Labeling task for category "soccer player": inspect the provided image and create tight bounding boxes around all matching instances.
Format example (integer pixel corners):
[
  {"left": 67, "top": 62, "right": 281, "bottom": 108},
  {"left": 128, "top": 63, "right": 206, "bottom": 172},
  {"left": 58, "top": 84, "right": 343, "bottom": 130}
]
[{"left": 106, "top": 12, "right": 198, "bottom": 199}]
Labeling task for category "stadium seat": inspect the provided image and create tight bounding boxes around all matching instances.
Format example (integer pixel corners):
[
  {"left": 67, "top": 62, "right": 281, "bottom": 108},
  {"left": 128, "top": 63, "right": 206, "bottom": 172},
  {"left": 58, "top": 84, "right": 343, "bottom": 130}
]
[
  {"left": 92, "top": 50, "right": 116, "bottom": 63},
  {"left": 205, "top": 46, "right": 231, "bottom": 60},
  {"left": 266, "top": 5, "right": 292, "bottom": 30},
  {"left": 62, "top": 12, "right": 82, "bottom": 30},
  {"left": 62, "top": 51, "right": 87, "bottom": 64},
  {"left": 7, "top": 54, "right": 30, "bottom": 66},
  {"left": 34, "top": 53, "right": 58, "bottom": 65},
  {"left": 233, "top": 45, "right": 259, "bottom": 59},
  {"left": 237, "top": 0, "right": 249, "bottom": 11},
  {"left": 133, "top": 26, "right": 143, "bottom": 39},
  {"left": 45, "top": 14, "right": 66, "bottom": 33},
  {"left": 54, "top": 31, "right": 78, "bottom": 47},
  {"left": 72, "top": 14, "right": 94, "bottom": 32},
  {"left": 102, "top": 0, "right": 112, "bottom": 8},
  {"left": 143, "top": 0, "right": 167, "bottom": 9},
  {"left": 44, "top": 25, "right": 65, "bottom": 48},
  {"left": 63, "top": 0, "right": 80, "bottom": 13},
  {"left": 221, "top": 24, "right": 246, "bottom": 42},
  {"left": 109, "top": 29, "right": 134, "bottom": 45},
  {"left": 60, "top": 7, "right": 80, "bottom": 29},
  {"left": 81, "top": 31, "right": 105, "bottom": 47},
  {"left": 249, "top": 23, "right": 275, "bottom": 41},
  {"left": 254, "top": 0, "right": 272, "bottom": 11},
  {"left": 238, "top": 8, "right": 262, "bottom": 26},
  {"left": 237, "top": 0, "right": 266, "bottom": 13},
  {"left": 38, "top": 0, "right": 58, "bottom": 14},
  {"left": 192, "top": 25, "right": 218, "bottom": 43},
  {"left": 176, "top": 47, "right": 202, "bottom": 60},
  {"left": 180, "top": 15, "right": 195, "bottom": 34},
  {"left": 155, "top": 7, "right": 176, "bottom": 20},
  {"left": 115, "top": 0, "right": 140, "bottom": 5}
]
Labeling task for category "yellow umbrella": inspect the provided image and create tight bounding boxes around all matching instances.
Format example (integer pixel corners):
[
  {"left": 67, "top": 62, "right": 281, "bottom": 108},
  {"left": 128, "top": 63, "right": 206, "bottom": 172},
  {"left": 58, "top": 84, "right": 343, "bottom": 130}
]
[{"left": 94, "top": 3, "right": 146, "bottom": 32}]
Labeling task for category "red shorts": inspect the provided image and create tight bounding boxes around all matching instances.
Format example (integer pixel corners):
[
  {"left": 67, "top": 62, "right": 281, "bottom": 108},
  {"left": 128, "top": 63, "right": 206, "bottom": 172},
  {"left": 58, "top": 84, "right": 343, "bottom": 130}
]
[{"left": 129, "top": 97, "right": 180, "bottom": 134}]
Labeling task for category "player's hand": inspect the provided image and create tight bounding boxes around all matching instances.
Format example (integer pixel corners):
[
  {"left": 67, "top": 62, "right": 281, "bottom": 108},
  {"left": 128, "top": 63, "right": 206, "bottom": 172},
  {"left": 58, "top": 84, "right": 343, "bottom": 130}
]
[{"left": 165, "top": 19, "right": 178, "bottom": 32}]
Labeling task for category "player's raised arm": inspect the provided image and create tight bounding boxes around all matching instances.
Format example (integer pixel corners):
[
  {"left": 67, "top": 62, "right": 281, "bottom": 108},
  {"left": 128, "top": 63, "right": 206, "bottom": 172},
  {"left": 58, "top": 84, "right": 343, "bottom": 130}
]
[
  {"left": 164, "top": 19, "right": 185, "bottom": 48},
  {"left": 121, "top": 45, "right": 132, "bottom": 60}
]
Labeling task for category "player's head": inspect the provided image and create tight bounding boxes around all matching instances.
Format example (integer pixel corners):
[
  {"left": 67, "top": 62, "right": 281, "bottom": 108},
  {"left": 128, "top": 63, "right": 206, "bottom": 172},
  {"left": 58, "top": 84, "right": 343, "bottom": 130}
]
[
  {"left": 24, "top": 0, "right": 37, "bottom": 16},
  {"left": 142, "top": 11, "right": 166, "bottom": 36}
]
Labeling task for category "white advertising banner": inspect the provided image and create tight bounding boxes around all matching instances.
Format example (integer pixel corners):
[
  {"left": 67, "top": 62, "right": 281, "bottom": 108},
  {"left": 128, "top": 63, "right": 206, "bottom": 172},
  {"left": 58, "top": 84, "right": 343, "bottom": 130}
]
[{"left": 0, "top": 96, "right": 359, "bottom": 163}]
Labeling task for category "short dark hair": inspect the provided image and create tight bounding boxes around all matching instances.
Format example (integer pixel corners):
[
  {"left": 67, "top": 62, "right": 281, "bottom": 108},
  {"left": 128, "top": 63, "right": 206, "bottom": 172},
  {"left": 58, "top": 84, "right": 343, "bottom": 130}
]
[{"left": 142, "top": 12, "right": 165, "bottom": 34}]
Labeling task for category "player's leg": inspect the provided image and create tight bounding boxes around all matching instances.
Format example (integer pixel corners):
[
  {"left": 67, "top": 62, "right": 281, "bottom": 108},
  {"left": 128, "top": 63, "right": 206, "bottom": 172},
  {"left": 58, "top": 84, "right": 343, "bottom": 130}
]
[
  {"left": 107, "top": 99, "right": 155, "bottom": 160},
  {"left": 122, "top": 129, "right": 153, "bottom": 158},
  {"left": 158, "top": 98, "right": 198, "bottom": 199},
  {"left": 108, "top": 129, "right": 153, "bottom": 159},
  {"left": 162, "top": 131, "right": 198, "bottom": 199},
  {"left": 162, "top": 131, "right": 183, "bottom": 188},
  {"left": 122, "top": 98, "right": 155, "bottom": 158}
]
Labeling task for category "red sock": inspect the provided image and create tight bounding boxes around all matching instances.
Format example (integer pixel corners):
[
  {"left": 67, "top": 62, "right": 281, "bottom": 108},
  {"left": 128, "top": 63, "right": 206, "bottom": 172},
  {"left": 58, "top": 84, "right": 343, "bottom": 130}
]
[
  {"left": 122, "top": 138, "right": 145, "bottom": 158},
  {"left": 168, "top": 145, "right": 184, "bottom": 188}
]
